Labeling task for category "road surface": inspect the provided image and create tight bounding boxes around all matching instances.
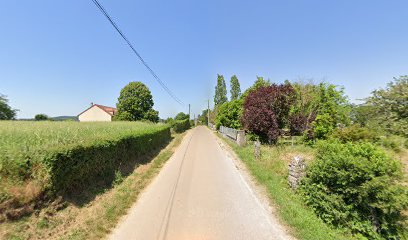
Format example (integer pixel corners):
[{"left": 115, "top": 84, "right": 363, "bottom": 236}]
[{"left": 109, "top": 126, "right": 292, "bottom": 240}]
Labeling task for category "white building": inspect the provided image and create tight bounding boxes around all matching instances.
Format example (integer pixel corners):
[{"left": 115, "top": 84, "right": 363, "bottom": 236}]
[{"left": 78, "top": 103, "right": 117, "bottom": 122}]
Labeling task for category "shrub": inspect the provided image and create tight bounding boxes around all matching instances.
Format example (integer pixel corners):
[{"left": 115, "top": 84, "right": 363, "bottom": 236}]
[
  {"left": 299, "top": 141, "right": 408, "bottom": 239},
  {"left": 242, "top": 83, "right": 295, "bottom": 143},
  {"left": 171, "top": 119, "right": 190, "bottom": 133},
  {"left": 331, "top": 124, "right": 379, "bottom": 143}
]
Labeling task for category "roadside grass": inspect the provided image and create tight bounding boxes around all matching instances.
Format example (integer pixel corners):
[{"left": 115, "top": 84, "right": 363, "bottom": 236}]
[
  {"left": 217, "top": 133, "right": 353, "bottom": 240},
  {"left": 1, "top": 131, "right": 188, "bottom": 240}
]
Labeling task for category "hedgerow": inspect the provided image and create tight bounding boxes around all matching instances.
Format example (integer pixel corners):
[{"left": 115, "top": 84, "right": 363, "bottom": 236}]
[
  {"left": 0, "top": 121, "right": 171, "bottom": 201},
  {"left": 299, "top": 140, "right": 408, "bottom": 239},
  {"left": 171, "top": 119, "right": 190, "bottom": 133}
]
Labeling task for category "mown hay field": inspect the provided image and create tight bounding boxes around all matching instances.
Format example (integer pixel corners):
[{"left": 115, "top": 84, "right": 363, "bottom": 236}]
[{"left": 0, "top": 121, "right": 171, "bottom": 218}]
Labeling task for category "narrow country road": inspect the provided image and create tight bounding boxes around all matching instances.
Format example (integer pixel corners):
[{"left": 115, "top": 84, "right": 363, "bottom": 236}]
[{"left": 109, "top": 126, "right": 292, "bottom": 240}]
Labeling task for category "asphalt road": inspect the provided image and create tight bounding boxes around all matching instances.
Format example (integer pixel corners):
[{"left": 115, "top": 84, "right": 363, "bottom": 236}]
[{"left": 109, "top": 126, "right": 292, "bottom": 240}]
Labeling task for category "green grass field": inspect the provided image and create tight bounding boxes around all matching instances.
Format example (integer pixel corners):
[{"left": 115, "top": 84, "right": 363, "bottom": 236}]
[{"left": 0, "top": 121, "right": 171, "bottom": 216}]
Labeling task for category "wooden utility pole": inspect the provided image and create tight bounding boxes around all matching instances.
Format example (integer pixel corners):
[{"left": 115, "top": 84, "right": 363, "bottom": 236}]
[{"left": 207, "top": 100, "right": 210, "bottom": 125}]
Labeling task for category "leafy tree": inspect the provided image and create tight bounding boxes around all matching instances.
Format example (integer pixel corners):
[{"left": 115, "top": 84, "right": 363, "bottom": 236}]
[
  {"left": 35, "top": 114, "right": 49, "bottom": 121},
  {"left": 230, "top": 75, "right": 241, "bottom": 101},
  {"left": 214, "top": 74, "right": 227, "bottom": 106},
  {"left": 242, "top": 83, "right": 295, "bottom": 143},
  {"left": 197, "top": 109, "right": 209, "bottom": 125},
  {"left": 366, "top": 76, "right": 408, "bottom": 137},
  {"left": 241, "top": 76, "right": 271, "bottom": 99},
  {"left": 215, "top": 99, "right": 243, "bottom": 129},
  {"left": 116, "top": 82, "right": 159, "bottom": 123},
  {"left": 0, "top": 94, "right": 17, "bottom": 120},
  {"left": 308, "top": 83, "right": 351, "bottom": 140},
  {"left": 350, "top": 104, "right": 375, "bottom": 127},
  {"left": 174, "top": 112, "right": 189, "bottom": 121}
]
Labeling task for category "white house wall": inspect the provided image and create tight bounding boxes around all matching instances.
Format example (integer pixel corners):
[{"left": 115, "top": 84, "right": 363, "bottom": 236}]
[{"left": 78, "top": 106, "right": 112, "bottom": 122}]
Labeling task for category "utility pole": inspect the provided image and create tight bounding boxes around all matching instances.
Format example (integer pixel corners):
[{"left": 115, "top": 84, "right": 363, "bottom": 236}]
[
  {"left": 207, "top": 99, "right": 210, "bottom": 125},
  {"left": 188, "top": 104, "right": 191, "bottom": 119}
]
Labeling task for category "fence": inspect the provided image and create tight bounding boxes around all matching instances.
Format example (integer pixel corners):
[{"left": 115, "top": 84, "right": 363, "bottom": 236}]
[{"left": 219, "top": 126, "right": 238, "bottom": 140}]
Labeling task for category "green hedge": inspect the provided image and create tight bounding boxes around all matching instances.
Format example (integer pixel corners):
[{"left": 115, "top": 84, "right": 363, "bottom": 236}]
[
  {"left": 0, "top": 122, "right": 171, "bottom": 198},
  {"left": 299, "top": 140, "right": 408, "bottom": 239},
  {"left": 43, "top": 127, "right": 171, "bottom": 193},
  {"left": 172, "top": 119, "right": 190, "bottom": 133}
]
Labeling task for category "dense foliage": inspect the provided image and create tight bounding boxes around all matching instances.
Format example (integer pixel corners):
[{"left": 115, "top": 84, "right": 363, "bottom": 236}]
[
  {"left": 242, "top": 83, "right": 295, "bottom": 143},
  {"left": 197, "top": 109, "right": 209, "bottom": 125},
  {"left": 215, "top": 99, "right": 243, "bottom": 130},
  {"left": 308, "top": 83, "right": 351, "bottom": 140},
  {"left": 35, "top": 114, "right": 49, "bottom": 121},
  {"left": 300, "top": 141, "right": 407, "bottom": 239},
  {"left": 241, "top": 76, "right": 271, "bottom": 99},
  {"left": 0, "top": 95, "right": 17, "bottom": 120},
  {"left": 366, "top": 76, "right": 408, "bottom": 137},
  {"left": 331, "top": 124, "right": 379, "bottom": 143},
  {"left": 230, "top": 75, "right": 241, "bottom": 100},
  {"left": 214, "top": 74, "right": 228, "bottom": 106},
  {"left": 115, "top": 82, "right": 159, "bottom": 123},
  {"left": 0, "top": 121, "right": 170, "bottom": 202},
  {"left": 174, "top": 112, "right": 189, "bottom": 121},
  {"left": 171, "top": 119, "right": 191, "bottom": 133}
]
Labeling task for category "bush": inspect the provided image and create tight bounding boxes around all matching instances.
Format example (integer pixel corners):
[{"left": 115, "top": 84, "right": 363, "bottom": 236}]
[
  {"left": 331, "top": 124, "right": 379, "bottom": 143},
  {"left": 171, "top": 119, "right": 190, "bottom": 133},
  {"left": 299, "top": 141, "right": 408, "bottom": 239}
]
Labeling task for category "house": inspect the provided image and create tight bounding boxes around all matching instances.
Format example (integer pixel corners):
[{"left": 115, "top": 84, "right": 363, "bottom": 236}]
[{"left": 78, "top": 103, "right": 117, "bottom": 122}]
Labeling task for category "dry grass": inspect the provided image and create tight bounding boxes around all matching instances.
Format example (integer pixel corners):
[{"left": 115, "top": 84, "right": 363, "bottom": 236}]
[{"left": 0, "top": 131, "right": 188, "bottom": 240}]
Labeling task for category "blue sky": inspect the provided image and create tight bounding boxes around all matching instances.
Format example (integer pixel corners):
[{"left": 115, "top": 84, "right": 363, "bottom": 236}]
[{"left": 1, "top": 1, "right": 407, "bottom": 119}]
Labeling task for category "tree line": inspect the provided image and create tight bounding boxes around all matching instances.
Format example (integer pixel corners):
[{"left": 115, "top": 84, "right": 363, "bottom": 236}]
[{"left": 208, "top": 74, "right": 408, "bottom": 144}]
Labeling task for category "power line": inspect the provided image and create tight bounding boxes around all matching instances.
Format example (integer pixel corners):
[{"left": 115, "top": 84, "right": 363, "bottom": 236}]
[{"left": 90, "top": 0, "right": 184, "bottom": 106}]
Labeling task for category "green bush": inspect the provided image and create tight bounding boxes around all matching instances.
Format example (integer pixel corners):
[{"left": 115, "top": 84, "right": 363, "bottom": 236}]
[
  {"left": 331, "top": 124, "right": 379, "bottom": 143},
  {"left": 299, "top": 141, "right": 408, "bottom": 239},
  {"left": 171, "top": 119, "right": 190, "bottom": 133}
]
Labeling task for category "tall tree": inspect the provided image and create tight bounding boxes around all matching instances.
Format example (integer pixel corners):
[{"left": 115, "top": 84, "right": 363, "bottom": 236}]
[
  {"left": 366, "top": 75, "right": 408, "bottom": 136},
  {"left": 230, "top": 75, "right": 241, "bottom": 101},
  {"left": 241, "top": 76, "right": 271, "bottom": 99},
  {"left": 115, "top": 81, "right": 159, "bottom": 122},
  {"left": 214, "top": 74, "right": 227, "bottom": 106},
  {"left": 174, "top": 112, "right": 189, "bottom": 120},
  {"left": 0, "top": 94, "right": 17, "bottom": 120}
]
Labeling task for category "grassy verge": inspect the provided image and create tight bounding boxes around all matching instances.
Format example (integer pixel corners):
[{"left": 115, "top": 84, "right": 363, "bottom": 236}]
[
  {"left": 1, "top": 131, "right": 189, "bottom": 240},
  {"left": 216, "top": 133, "right": 353, "bottom": 240}
]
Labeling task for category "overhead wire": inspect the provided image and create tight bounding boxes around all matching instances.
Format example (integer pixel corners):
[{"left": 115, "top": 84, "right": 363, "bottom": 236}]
[{"left": 91, "top": 0, "right": 184, "bottom": 106}]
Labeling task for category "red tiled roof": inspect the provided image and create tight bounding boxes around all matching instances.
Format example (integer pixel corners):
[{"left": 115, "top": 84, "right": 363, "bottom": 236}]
[
  {"left": 78, "top": 104, "right": 117, "bottom": 117},
  {"left": 94, "top": 104, "right": 117, "bottom": 116}
]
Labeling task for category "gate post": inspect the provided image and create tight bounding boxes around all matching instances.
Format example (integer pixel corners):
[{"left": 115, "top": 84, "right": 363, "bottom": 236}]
[{"left": 236, "top": 130, "right": 246, "bottom": 147}]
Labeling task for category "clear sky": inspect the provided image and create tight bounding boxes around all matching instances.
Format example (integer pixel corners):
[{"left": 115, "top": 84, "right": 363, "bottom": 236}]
[{"left": 1, "top": 0, "right": 407, "bottom": 119}]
